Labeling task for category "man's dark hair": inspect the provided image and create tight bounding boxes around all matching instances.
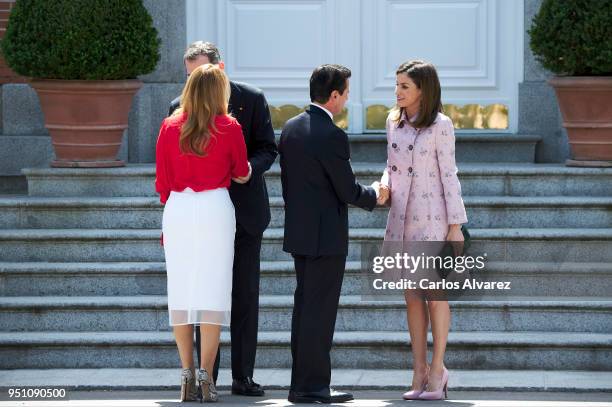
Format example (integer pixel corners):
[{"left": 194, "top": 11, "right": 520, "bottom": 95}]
[
  {"left": 184, "top": 41, "right": 221, "bottom": 64},
  {"left": 309, "top": 64, "right": 351, "bottom": 104}
]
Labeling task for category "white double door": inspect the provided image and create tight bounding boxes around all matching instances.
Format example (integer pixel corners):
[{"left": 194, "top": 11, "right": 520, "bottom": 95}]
[{"left": 187, "top": 0, "right": 523, "bottom": 132}]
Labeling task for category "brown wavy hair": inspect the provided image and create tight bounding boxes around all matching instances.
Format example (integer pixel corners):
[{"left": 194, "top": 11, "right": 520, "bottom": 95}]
[
  {"left": 391, "top": 60, "right": 443, "bottom": 129},
  {"left": 173, "top": 64, "right": 231, "bottom": 156}
]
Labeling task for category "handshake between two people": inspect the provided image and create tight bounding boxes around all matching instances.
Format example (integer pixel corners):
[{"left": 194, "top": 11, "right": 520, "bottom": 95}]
[{"left": 371, "top": 181, "right": 390, "bottom": 206}]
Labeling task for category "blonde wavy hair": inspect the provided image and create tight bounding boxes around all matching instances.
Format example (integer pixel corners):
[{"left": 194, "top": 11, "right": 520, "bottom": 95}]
[{"left": 173, "top": 64, "right": 231, "bottom": 156}]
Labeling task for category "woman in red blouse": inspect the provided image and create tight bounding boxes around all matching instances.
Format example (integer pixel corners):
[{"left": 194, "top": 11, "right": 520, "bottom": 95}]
[{"left": 155, "top": 64, "right": 250, "bottom": 402}]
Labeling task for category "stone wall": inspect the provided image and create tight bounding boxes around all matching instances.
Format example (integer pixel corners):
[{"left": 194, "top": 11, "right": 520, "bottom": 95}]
[{"left": 519, "top": 0, "right": 569, "bottom": 163}]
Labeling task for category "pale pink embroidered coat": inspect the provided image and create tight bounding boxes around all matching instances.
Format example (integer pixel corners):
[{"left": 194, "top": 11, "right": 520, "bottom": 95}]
[{"left": 381, "top": 112, "right": 467, "bottom": 242}]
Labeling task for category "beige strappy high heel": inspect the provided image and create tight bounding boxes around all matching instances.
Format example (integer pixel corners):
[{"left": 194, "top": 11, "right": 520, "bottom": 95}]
[
  {"left": 197, "top": 368, "right": 218, "bottom": 402},
  {"left": 180, "top": 368, "right": 198, "bottom": 402}
]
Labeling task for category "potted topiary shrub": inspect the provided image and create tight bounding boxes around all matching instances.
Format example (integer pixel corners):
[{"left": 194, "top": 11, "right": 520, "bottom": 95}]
[
  {"left": 529, "top": 0, "right": 612, "bottom": 167},
  {"left": 1, "top": 0, "right": 160, "bottom": 167}
]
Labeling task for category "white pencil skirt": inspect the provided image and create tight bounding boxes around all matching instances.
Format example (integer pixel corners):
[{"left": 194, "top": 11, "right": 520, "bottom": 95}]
[{"left": 162, "top": 187, "right": 235, "bottom": 326}]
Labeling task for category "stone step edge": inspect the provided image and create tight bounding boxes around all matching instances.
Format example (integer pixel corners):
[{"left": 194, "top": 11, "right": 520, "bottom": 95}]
[
  {"left": 336, "top": 133, "right": 543, "bottom": 143},
  {"left": 1, "top": 331, "right": 610, "bottom": 348},
  {"left": 2, "top": 195, "right": 612, "bottom": 207},
  {"left": 1, "top": 368, "right": 610, "bottom": 392},
  {"left": 1, "top": 295, "right": 611, "bottom": 311},
  {"left": 1, "top": 228, "right": 612, "bottom": 240},
  {"left": 21, "top": 163, "right": 612, "bottom": 177},
  {"left": 1, "top": 261, "right": 610, "bottom": 275}
]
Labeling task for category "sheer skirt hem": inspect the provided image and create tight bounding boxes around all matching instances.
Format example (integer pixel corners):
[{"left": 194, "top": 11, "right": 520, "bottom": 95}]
[{"left": 168, "top": 309, "right": 231, "bottom": 327}]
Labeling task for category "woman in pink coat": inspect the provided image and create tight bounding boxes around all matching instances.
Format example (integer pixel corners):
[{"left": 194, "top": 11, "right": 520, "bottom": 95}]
[{"left": 379, "top": 60, "right": 467, "bottom": 400}]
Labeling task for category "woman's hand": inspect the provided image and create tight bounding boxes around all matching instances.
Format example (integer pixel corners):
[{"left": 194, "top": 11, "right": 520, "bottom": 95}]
[
  {"left": 233, "top": 162, "right": 252, "bottom": 184},
  {"left": 446, "top": 224, "right": 464, "bottom": 256},
  {"left": 377, "top": 184, "right": 391, "bottom": 206}
]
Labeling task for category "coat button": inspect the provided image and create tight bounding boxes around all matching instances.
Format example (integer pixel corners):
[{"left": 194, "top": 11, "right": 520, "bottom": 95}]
[
  {"left": 392, "top": 143, "right": 397, "bottom": 148},
  {"left": 408, "top": 145, "right": 414, "bottom": 151},
  {"left": 408, "top": 167, "right": 413, "bottom": 173},
  {"left": 392, "top": 165, "right": 397, "bottom": 171}
]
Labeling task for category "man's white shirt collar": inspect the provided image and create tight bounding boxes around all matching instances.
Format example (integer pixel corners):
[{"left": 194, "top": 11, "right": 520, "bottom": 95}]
[{"left": 310, "top": 103, "right": 334, "bottom": 121}]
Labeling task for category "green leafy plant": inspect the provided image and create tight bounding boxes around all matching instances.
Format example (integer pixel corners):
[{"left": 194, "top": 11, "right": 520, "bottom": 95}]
[
  {"left": 1, "top": 0, "right": 160, "bottom": 80},
  {"left": 529, "top": 0, "right": 612, "bottom": 76}
]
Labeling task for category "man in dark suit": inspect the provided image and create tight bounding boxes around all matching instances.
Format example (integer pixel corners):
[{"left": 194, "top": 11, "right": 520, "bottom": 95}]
[
  {"left": 279, "top": 64, "right": 383, "bottom": 403},
  {"left": 168, "top": 41, "right": 277, "bottom": 396}
]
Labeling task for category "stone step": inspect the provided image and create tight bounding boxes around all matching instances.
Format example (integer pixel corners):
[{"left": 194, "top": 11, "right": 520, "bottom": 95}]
[
  {"left": 1, "top": 295, "right": 611, "bottom": 333},
  {"left": 2, "top": 196, "right": 611, "bottom": 229},
  {"left": 1, "top": 330, "right": 610, "bottom": 370},
  {"left": 22, "top": 163, "right": 612, "bottom": 197},
  {"left": 2, "top": 368, "right": 611, "bottom": 392},
  {"left": 1, "top": 261, "right": 610, "bottom": 298},
  {"left": 330, "top": 133, "right": 541, "bottom": 163},
  {"left": 0, "top": 228, "right": 611, "bottom": 262},
  {"left": 273, "top": 196, "right": 612, "bottom": 229}
]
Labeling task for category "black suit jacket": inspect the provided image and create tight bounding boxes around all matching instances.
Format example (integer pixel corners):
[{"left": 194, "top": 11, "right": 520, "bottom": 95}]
[
  {"left": 169, "top": 81, "right": 277, "bottom": 236},
  {"left": 279, "top": 105, "right": 377, "bottom": 256}
]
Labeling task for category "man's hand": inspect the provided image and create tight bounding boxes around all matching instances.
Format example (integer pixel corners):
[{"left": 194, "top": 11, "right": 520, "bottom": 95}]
[
  {"left": 371, "top": 181, "right": 389, "bottom": 206},
  {"left": 233, "top": 162, "right": 252, "bottom": 184}
]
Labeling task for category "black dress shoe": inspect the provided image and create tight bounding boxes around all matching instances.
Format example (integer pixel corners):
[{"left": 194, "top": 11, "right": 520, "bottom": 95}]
[
  {"left": 231, "top": 377, "right": 265, "bottom": 396},
  {"left": 288, "top": 389, "right": 353, "bottom": 403}
]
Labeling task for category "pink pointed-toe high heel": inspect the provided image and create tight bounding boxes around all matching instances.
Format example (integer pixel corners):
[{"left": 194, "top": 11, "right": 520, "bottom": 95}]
[
  {"left": 418, "top": 367, "right": 448, "bottom": 400},
  {"left": 402, "top": 366, "right": 429, "bottom": 400}
]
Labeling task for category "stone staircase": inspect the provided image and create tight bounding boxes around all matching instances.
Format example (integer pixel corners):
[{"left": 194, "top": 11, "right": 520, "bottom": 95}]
[{"left": 1, "top": 133, "right": 612, "bottom": 390}]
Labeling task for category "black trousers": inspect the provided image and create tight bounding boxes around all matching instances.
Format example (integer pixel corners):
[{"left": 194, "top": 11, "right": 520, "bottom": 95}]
[
  {"left": 196, "top": 223, "right": 262, "bottom": 382},
  {"left": 290, "top": 254, "right": 346, "bottom": 393}
]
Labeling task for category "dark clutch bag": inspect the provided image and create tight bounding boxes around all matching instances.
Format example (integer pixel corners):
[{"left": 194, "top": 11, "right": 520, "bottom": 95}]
[{"left": 437, "top": 225, "right": 471, "bottom": 279}]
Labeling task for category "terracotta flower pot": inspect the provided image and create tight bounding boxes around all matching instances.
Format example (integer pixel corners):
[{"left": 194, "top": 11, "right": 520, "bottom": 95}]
[
  {"left": 30, "top": 79, "right": 142, "bottom": 168},
  {"left": 549, "top": 76, "right": 612, "bottom": 166}
]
